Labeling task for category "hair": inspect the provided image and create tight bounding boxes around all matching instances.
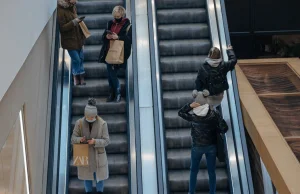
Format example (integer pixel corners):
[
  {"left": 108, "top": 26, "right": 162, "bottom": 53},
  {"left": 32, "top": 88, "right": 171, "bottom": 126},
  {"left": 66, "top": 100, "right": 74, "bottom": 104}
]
[
  {"left": 208, "top": 47, "right": 221, "bottom": 59},
  {"left": 87, "top": 98, "right": 97, "bottom": 107},
  {"left": 112, "top": 6, "right": 126, "bottom": 17}
]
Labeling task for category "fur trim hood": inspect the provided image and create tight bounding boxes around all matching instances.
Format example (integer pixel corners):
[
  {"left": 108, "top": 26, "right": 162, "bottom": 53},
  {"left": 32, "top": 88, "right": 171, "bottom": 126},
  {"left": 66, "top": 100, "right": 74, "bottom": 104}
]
[{"left": 58, "top": 0, "right": 71, "bottom": 8}]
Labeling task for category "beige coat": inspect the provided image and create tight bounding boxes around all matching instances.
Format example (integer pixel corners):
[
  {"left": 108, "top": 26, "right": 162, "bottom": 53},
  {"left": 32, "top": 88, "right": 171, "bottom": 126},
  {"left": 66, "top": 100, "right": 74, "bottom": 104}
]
[{"left": 71, "top": 116, "right": 110, "bottom": 182}]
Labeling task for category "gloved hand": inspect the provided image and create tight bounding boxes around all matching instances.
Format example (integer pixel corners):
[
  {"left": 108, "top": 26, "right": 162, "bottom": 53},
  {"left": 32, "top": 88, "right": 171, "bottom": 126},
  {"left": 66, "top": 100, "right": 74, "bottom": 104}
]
[{"left": 192, "top": 90, "right": 198, "bottom": 98}]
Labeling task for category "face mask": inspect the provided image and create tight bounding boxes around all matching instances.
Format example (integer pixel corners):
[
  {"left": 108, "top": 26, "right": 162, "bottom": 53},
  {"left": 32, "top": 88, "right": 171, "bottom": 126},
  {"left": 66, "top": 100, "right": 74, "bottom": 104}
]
[
  {"left": 115, "top": 17, "right": 123, "bottom": 23},
  {"left": 85, "top": 117, "right": 96, "bottom": 123}
]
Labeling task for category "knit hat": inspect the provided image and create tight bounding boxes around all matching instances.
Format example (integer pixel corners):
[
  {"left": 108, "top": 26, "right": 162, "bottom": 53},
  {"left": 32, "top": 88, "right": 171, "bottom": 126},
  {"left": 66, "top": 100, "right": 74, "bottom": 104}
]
[
  {"left": 84, "top": 98, "right": 97, "bottom": 122},
  {"left": 194, "top": 91, "right": 208, "bottom": 105}
]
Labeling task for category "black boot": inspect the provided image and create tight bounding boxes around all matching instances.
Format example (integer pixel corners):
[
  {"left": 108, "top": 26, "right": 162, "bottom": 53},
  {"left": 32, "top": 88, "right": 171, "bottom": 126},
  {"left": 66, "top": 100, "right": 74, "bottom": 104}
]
[
  {"left": 86, "top": 192, "right": 92, "bottom": 194},
  {"left": 97, "top": 192, "right": 103, "bottom": 194},
  {"left": 106, "top": 88, "right": 115, "bottom": 102},
  {"left": 73, "top": 75, "right": 80, "bottom": 86}
]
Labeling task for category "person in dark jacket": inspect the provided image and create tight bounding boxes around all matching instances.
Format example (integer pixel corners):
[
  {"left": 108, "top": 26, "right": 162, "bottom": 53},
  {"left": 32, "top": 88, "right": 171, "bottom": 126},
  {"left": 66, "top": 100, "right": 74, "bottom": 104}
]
[
  {"left": 57, "top": 0, "right": 86, "bottom": 85},
  {"left": 193, "top": 45, "right": 237, "bottom": 108},
  {"left": 98, "top": 6, "right": 132, "bottom": 103},
  {"left": 178, "top": 93, "right": 228, "bottom": 194}
]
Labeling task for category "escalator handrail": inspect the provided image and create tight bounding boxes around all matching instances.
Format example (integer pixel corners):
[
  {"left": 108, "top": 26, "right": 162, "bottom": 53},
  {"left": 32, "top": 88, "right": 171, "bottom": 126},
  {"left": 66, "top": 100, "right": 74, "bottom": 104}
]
[
  {"left": 147, "top": 0, "right": 169, "bottom": 193},
  {"left": 125, "top": 0, "right": 142, "bottom": 193},
  {"left": 214, "top": 0, "right": 254, "bottom": 193}
]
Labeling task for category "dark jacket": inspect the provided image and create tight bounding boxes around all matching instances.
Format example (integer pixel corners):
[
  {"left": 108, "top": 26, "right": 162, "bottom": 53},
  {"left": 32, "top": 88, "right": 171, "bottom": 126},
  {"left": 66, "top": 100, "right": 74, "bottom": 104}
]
[
  {"left": 178, "top": 103, "right": 228, "bottom": 146},
  {"left": 98, "top": 19, "right": 132, "bottom": 66},
  {"left": 57, "top": 4, "right": 85, "bottom": 50},
  {"left": 195, "top": 49, "right": 237, "bottom": 92}
]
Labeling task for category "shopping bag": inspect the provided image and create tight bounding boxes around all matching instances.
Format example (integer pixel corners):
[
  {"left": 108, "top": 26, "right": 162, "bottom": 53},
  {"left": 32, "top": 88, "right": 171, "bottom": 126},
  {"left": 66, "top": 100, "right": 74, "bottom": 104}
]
[
  {"left": 73, "top": 144, "right": 89, "bottom": 166},
  {"left": 79, "top": 21, "right": 91, "bottom": 39},
  {"left": 105, "top": 40, "right": 124, "bottom": 64}
]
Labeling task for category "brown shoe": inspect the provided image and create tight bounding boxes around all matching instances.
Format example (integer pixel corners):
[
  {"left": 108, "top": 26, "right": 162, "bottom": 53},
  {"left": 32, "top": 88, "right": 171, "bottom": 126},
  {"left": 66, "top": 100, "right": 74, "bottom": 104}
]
[
  {"left": 80, "top": 74, "right": 86, "bottom": 85},
  {"left": 73, "top": 75, "right": 80, "bottom": 86}
]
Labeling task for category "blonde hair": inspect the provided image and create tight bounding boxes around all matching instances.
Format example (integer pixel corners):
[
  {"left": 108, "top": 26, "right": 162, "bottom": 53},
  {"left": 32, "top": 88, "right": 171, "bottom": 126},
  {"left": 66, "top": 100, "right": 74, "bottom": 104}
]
[
  {"left": 112, "top": 6, "right": 126, "bottom": 17},
  {"left": 208, "top": 47, "right": 221, "bottom": 59}
]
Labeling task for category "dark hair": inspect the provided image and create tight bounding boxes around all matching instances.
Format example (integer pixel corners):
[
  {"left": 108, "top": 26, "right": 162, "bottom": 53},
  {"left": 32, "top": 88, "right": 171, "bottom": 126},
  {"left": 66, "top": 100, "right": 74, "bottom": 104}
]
[
  {"left": 87, "top": 98, "right": 97, "bottom": 106},
  {"left": 208, "top": 47, "right": 221, "bottom": 59}
]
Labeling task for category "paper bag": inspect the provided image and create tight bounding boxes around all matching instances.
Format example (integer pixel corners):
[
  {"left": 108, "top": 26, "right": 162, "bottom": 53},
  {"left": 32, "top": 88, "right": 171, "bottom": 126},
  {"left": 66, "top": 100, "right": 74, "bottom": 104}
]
[
  {"left": 73, "top": 144, "right": 89, "bottom": 166},
  {"left": 79, "top": 21, "right": 91, "bottom": 39},
  {"left": 105, "top": 40, "right": 124, "bottom": 64}
]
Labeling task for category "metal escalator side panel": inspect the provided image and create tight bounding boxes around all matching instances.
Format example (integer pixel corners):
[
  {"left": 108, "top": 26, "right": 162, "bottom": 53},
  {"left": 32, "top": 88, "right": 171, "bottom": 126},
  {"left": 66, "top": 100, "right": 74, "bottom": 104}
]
[
  {"left": 147, "top": 0, "right": 169, "bottom": 193},
  {"left": 214, "top": 0, "right": 254, "bottom": 193},
  {"left": 206, "top": 0, "right": 243, "bottom": 193}
]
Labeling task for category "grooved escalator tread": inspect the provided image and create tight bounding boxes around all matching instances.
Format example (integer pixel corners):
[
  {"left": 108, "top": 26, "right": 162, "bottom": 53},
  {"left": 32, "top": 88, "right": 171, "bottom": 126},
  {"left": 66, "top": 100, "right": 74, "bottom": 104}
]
[
  {"left": 167, "top": 148, "right": 226, "bottom": 170},
  {"left": 85, "top": 29, "right": 104, "bottom": 45},
  {"left": 70, "top": 153, "right": 128, "bottom": 176},
  {"left": 84, "top": 62, "right": 125, "bottom": 78},
  {"left": 83, "top": 45, "right": 102, "bottom": 61},
  {"left": 72, "top": 97, "right": 126, "bottom": 115},
  {"left": 68, "top": 175, "right": 128, "bottom": 194},
  {"left": 168, "top": 170, "right": 228, "bottom": 192},
  {"left": 162, "top": 73, "right": 197, "bottom": 91},
  {"left": 71, "top": 114, "right": 127, "bottom": 133},
  {"left": 79, "top": 14, "right": 112, "bottom": 29},
  {"left": 77, "top": 0, "right": 123, "bottom": 14},
  {"left": 160, "top": 55, "right": 205, "bottom": 73},
  {"left": 157, "top": 9, "right": 207, "bottom": 25},
  {"left": 159, "top": 39, "right": 211, "bottom": 56},
  {"left": 173, "top": 192, "right": 229, "bottom": 194},
  {"left": 156, "top": 0, "right": 206, "bottom": 9},
  {"left": 158, "top": 24, "right": 209, "bottom": 40},
  {"left": 163, "top": 90, "right": 193, "bottom": 109},
  {"left": 72, "top": 78, "right": 125, "bottom": 97},
  {"left": 164, "top": 109, "right": 190, "bottom": 129}
]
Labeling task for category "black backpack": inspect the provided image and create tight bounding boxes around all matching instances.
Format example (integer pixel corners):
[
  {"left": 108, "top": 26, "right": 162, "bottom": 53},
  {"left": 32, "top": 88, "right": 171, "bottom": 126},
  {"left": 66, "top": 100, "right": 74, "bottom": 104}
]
[{"left": 201, "top": 63, "right": 229, "bottom": 96}]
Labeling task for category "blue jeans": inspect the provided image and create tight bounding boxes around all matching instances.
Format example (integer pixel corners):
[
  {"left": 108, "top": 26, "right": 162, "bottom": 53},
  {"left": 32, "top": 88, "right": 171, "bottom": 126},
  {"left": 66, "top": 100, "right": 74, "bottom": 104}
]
[
  {"left": 68, "top": 48, "right": 85, "bottom": 75},
  {"left": 106, "top": 63, "right": 120, "bottom": 94},
  {"left": 189, "top": 145, "right": 217, "bottom": 194},
  {"left": 84, "top": 172, "right": 104, "bottom": 192}
]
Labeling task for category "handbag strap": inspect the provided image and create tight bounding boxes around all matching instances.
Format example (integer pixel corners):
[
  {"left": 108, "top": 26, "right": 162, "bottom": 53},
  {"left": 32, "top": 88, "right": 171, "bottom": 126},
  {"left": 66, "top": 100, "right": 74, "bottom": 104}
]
[{"left": 126, "top": 24, "right": 131, "bottom": 35}]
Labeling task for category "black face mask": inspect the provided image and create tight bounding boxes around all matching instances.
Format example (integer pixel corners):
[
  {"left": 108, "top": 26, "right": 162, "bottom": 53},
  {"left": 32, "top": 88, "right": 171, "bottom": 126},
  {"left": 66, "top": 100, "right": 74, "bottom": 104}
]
[{"left": 115, "top": 17, "right": 123, "bottom": 23}]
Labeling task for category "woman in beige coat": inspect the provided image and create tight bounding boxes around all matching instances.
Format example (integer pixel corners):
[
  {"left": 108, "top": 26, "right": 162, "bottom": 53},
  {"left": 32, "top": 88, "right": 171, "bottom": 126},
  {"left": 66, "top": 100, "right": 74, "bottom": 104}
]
[{"left": 71, "top": 98, "right": 110, "bottom": 194}]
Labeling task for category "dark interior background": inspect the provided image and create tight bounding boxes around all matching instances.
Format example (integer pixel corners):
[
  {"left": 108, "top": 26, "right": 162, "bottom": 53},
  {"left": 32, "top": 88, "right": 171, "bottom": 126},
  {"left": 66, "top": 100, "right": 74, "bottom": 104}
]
[{"left": 225, "top": 0, "right": 300, "bottom": 59}]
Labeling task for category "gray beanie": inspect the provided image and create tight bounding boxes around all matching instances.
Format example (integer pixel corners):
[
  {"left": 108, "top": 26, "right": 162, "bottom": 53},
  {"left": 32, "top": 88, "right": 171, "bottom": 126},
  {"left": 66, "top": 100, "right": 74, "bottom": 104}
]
[
  {"left": 194, "top": 91, "right": 208, "bottom": 105},
  {"left": 84, "top": 98, "right": 97, "bottom": 122}
]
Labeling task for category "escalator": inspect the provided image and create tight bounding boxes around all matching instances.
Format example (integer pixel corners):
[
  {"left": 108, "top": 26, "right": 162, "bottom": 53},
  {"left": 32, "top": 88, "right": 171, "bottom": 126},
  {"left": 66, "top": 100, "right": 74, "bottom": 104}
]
[
  {"left": 154, "top": 0, "right": 229, "bottom": 193},
  {"left": 68, "top": 0, "right": 129, "bottom": 193}
]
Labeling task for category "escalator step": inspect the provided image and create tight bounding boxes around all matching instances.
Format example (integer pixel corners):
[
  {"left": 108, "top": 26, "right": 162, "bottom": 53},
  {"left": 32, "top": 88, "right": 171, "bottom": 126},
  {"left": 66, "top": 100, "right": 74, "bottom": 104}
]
[
  {"left": 84, "top": 62, "right": 125, "bottom": 79},
  {"left": 158, "top": 24, "right": 209, "bottom": 40},
  {"left": 70, "top": 153, "right": 128, "bottom": 177},
  {"left": 72, "top": 97, "right": 126, "bottom": 115},
  {"left": 162, "top": 73, "right": 197, "bottom": 91},
  {"left": 80, "top": 14, "right": 112, "bottom": 29},
  {"left": 85, "top": 29, "right": 104, "bottom": 45},
  {"left": 159, "top": 39, "right": 211, "bottom": 56},
  {"left": 166, "top": 128, "right": 192, "bottom": 148},
  {"left": 163, "top": 90, "right": 193, "bottom": 109},
  {"left": 72, "top": 78, "right": 125, "bottom": 97},
  {"left": 77, "top": 0, "right": 123, "bottom": 14},
  {"left": 68, "top": 175, "right": 128, "bottom": 194},
  {"left": 71, "top": 114, "right": 127, "bottom": 134},
  {"left": 173, "top": 192, "right": 229, "bottom": 194},
  {"left": 160, "top": 55, "right": 205, "bottom": 73},
  {"left": 156, "top": 0, "right": 206, "bottom": 9},
  {"left": 164, "top": 109, "right": 190, "bottom": 128},
  {"left": 167, "top": 148, "right": 226, "bottom": 170},
  {"left": 83, "top": 45, "right": 102, "bottom": 61},
  {"left": 157, "top": 9, "right": 207, "bottom": 24},
  {"left": 168, "top": 170, "right": 228, "bottom": 192}
]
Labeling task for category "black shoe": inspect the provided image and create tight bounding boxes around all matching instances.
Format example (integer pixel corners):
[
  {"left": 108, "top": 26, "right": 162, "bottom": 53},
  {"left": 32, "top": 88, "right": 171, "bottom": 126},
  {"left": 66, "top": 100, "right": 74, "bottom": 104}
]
[
  {"left": 106, "top": 88, "right": 115, "bottom": 102},
  {"left": 97, "top": 192, "right": 103, "bottom": 194},
  {"left": 115, "top": 93, "right": 121, "bottom": 103},
  {"left": 86, "top": 192, "right": 92, "bottom": 194}
]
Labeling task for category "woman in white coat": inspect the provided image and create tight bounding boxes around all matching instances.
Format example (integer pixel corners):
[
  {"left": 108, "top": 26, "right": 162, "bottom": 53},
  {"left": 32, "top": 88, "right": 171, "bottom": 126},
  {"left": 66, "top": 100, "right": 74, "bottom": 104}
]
[{"left": 72, "top": 98, "right": 110, "bottom": 194}]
